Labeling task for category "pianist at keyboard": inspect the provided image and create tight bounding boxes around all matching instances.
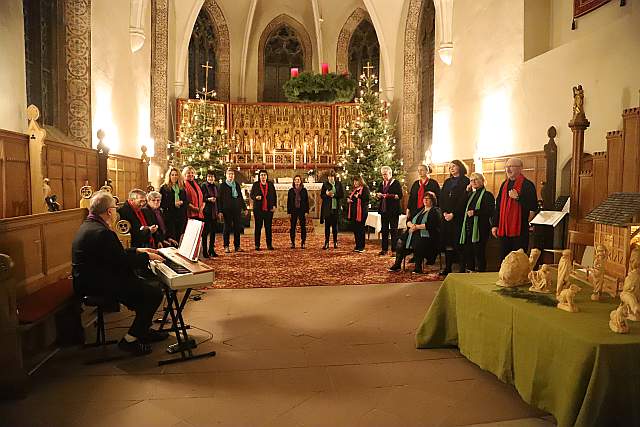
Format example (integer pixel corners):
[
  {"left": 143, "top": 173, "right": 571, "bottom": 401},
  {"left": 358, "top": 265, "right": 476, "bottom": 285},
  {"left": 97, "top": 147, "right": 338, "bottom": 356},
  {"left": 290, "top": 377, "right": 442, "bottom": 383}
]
[{"left": 72, "top": 191, "right": 170, "bottom": 356}]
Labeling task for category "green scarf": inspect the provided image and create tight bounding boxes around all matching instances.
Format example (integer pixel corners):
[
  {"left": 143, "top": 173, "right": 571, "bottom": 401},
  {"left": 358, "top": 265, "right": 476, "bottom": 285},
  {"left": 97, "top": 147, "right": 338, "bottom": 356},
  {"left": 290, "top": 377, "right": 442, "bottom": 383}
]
[
  {"left": 460, "top": 188, "right": 486, "bottom": 244},
  {"left": 330, "top": 182, "right": 337, "bottom": 210},
  {"left": 406, "top": 207, "right": 430, "bottom": 249},
  {"left": 172, "top": 183, "right": 180, "bottom": 204}
]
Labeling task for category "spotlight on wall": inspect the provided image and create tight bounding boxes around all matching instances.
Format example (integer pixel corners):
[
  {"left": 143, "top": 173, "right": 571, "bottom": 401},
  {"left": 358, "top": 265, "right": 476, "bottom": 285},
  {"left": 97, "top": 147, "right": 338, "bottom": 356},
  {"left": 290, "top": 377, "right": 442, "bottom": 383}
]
[{"left": 438, "top": 43, "right": 453, "bottom": 65}]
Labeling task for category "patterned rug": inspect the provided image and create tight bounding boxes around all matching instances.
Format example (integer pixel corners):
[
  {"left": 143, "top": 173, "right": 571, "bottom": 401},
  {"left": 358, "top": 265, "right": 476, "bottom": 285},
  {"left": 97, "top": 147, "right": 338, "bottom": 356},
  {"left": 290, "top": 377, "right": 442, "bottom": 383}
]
[{"left": 202, "top": 232, "right": 442, "bottom": 289}]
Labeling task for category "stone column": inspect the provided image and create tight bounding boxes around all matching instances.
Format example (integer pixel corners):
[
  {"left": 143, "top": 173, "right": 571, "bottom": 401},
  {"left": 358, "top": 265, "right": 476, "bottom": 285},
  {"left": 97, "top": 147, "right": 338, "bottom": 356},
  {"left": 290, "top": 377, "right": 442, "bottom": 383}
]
[{"left": 151, "top": 0, "right": 169, "bottom": 183}]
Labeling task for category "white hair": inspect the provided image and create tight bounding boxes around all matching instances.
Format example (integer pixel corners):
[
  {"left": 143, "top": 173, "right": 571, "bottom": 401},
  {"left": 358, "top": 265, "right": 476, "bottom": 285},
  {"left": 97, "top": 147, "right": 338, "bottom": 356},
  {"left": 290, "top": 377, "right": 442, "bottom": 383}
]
[
  {"left": 146, "top": 191, "right": 162, "bottom": 201},
  {"left": 380, "top": 166, "right": 393, "bottom": 175}
]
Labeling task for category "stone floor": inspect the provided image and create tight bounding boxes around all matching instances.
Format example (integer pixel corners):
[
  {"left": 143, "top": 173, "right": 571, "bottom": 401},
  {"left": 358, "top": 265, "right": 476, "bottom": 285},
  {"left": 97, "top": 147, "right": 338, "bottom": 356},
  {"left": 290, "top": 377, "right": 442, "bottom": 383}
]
[{"left": 0, "top": 282, "right": 554, "bottom": 427}]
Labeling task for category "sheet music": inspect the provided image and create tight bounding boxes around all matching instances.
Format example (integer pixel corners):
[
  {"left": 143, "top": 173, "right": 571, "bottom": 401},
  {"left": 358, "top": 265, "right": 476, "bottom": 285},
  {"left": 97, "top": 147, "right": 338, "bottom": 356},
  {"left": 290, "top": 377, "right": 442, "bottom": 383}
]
[
  {"left": 178, "top": 219, "right": 204, "bottom": 261},
  {"left": 530, "top": 210, "right": 567, "bottom": 227}
]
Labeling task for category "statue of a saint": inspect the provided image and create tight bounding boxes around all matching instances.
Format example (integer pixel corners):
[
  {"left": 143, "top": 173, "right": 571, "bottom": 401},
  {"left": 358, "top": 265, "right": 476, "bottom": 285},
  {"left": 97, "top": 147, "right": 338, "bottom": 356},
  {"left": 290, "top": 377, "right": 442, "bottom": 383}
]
[
  {"left": 589, "top": 244, "right": 607, "bottom": 301},
  {"left": 572, "top": 85, "right": 584, "bottom": 118}
]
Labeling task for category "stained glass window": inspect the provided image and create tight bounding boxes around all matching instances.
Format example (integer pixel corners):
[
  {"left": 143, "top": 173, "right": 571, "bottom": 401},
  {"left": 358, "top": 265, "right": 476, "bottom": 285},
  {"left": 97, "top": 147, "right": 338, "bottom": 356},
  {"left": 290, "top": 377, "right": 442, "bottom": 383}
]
[
  {"left": 263, "top": 25, "right": 304, "bottom": 102},
  {"left": 189, "top": 9, "right": 218, "bottom": 99},
  {"left": 348, "top": 20, "right": 379, "bottom": 80}
]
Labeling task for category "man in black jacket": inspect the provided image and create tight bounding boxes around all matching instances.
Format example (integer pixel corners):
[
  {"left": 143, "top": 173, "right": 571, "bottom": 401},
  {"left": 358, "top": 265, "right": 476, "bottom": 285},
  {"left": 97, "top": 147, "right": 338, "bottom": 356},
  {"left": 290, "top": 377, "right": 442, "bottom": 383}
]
[
  {"left": 375, "top": 166, "right": 403, "bottom": 255},
  {"left": 217, "top": 169, "right": 247, "bottom": 252},
  {"left": 72, "top": 191, "right": 167, "bottom": 355},
  {"left": 117, "top": 189, "right": 157, "bottom": 248},
  {"left": 250, "top": 169, "right": 277, "bottom": 250}
]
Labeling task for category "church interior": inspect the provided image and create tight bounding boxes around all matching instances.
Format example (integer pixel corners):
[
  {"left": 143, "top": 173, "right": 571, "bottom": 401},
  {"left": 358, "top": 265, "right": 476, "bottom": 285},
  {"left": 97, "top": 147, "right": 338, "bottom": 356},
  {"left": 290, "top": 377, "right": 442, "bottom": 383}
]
[{"left": 1, "top": 0, "right": 640, "bottom": 425}]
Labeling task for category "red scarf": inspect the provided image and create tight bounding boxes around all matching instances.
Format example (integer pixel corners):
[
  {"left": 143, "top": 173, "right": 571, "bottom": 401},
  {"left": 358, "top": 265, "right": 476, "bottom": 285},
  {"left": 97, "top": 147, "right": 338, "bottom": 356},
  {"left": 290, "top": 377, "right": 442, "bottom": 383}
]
[
  {"left": 348, "top": 187, "right": 364, "bottom": 222},
  {"left": 185, "top": 179, "right": 204, "bottom": 219},
  {"left": 417, "top": 179, "right": 428, "bottom": 209},
  {"left": 498, "top": 174, "right": 524, "bottom": 237},
  {"left": 129, "top": 201, "right": 155, "bottom": 247},
  {"left": 260, "top": 181, "right": 269, "bottom": 211}
]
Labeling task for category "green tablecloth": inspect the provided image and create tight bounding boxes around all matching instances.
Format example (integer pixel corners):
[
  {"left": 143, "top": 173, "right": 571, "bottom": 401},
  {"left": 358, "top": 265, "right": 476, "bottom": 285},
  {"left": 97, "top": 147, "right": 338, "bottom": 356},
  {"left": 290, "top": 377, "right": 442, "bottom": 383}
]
[{"left": 415, "top": 273, "right": 640, "bottom": 427}]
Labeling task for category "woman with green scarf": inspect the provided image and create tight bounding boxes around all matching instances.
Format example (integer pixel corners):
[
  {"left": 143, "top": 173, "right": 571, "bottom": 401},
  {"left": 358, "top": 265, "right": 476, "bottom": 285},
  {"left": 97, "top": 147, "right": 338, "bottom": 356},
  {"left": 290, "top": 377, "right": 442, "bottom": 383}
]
[
  {"left": 459, "top": 172, "right": 495, "bottom": 272},
  {"left": 160, "top": 167, "right": 188, "bottom": 241}
]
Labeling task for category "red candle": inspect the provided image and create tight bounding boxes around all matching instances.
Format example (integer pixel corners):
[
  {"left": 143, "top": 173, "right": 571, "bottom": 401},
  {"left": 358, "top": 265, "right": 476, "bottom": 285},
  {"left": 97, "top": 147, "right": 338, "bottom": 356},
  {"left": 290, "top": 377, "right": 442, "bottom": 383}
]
[
  {"left": 290, "top": 68, "right": 299, "bottom": 78},
  {"left": 321, "top": 63, "right": 329, "bottom": 75}
]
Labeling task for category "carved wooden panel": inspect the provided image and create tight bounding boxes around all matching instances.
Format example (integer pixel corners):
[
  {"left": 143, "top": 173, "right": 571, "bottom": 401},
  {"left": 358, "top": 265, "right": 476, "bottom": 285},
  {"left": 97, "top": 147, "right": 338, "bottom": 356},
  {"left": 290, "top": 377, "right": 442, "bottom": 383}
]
[
  {"left": 622, "top": 108, "right": 640, "bottom": 193},
  {"left": 591, "top": 152, "right": 608, "bottom": 209},
  {"left": 606, "top": 131, "right": 623, "bottom": 194},
  {"left": 578, "top": 171, "right": 594, "bottom": 221},
  {"left": 0, "top": 130, "right": 31, "bottom": 219},
  {"left": 43, "top": 141, "right": 99, "bottom": 210},
  {"left": 0, "top": 209, "right": 86, "bottom": 297},
  {"left": 107, "top": 154, "right": 148, "bottom": 201}
]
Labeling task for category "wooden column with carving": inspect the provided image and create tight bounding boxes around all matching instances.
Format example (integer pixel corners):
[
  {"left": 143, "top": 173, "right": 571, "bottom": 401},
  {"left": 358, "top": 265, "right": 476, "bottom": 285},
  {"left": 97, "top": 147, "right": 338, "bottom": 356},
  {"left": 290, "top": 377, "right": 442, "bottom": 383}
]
[
  {"left": 151, "top": 0, "right": 169, "bottom": 180},
  {"left": 27, "top": 105, "right": 46, "bottom": 214},
  {"left": 568, "top": 85, "right": 590, "bottom": 229},
  {"left": 543, "top": 126, "right": 558, "bottom": 210}
]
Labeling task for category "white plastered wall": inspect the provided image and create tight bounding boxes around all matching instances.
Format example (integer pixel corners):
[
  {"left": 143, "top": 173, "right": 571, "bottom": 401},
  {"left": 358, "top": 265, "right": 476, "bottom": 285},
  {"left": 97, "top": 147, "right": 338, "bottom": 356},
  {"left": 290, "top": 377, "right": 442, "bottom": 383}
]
[{"left": 0, "top": 0, "right": 27, "bottom": 133}]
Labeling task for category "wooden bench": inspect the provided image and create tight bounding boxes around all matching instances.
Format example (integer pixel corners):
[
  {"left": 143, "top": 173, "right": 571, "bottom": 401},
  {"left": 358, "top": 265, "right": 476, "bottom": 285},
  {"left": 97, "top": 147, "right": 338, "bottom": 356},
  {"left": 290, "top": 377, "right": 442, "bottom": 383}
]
[{"left": 0, "top": 209, "right": 87, "bottom": 398}]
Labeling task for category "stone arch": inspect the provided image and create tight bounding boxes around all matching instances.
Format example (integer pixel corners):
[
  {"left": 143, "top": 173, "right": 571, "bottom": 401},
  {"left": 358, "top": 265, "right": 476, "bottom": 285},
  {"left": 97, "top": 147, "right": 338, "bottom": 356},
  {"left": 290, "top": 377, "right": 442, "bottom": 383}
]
[
  {"left": 335, "top": 8, "right": 372, "bottom": 75},
  {"left": 402, "top": 0, "right": 435, "bottom": 169},
  {"left": 199, "top": 0, "right": 231, "bottom": 101},
  {"left": 257, "top": 14, "right": 313, "bottom": 102}
]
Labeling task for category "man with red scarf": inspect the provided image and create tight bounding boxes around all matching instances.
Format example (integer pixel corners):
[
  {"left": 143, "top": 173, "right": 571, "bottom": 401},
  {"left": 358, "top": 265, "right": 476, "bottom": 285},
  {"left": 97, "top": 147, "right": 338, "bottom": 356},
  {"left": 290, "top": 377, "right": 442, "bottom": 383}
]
[
  {"left": 375, "top": 166, "right": 404, "bottom": 256},
  {"left": 492, "top": 158, "right": 538, "bottom": 262},
  {"left": 250, "top": 170, "right": 277, "bottom": 250},
  {"left": 118, "top": 189, "right": 158, "bottom": 248}
]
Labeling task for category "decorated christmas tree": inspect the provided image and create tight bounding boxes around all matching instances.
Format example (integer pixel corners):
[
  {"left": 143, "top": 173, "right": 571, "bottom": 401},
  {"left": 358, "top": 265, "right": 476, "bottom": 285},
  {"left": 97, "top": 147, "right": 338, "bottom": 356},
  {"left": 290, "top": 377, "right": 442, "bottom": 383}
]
[
  {"left": 337, "top": 64, "right": 403, "bottom": 192},
  {"left": 174, "top": 61, "right": 230, "bottom": 179}
]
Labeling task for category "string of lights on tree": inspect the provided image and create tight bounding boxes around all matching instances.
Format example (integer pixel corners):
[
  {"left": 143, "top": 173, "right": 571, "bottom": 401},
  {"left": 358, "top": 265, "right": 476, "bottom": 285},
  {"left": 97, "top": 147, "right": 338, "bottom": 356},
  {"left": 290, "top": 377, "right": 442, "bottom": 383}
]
[
  {"left": 337, "top": 63, "right": 404, "bottom": 192},
  {"left": 171, "top": 61, "right": 230, "bottom": 179}
]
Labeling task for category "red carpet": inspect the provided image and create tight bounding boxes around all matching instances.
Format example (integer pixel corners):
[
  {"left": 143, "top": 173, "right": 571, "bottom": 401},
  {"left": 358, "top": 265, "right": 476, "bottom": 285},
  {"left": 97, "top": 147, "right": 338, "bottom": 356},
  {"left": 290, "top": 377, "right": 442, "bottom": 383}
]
[{"left": 203, "top": 232, "right": 442, "bottom": 289}]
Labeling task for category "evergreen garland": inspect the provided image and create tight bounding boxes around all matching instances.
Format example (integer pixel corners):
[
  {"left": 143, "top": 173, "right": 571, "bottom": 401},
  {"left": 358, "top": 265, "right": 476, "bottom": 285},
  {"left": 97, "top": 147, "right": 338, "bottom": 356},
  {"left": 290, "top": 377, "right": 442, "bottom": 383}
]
[{"left": 494, "top": 287, "right": 557, "bottom": 307}]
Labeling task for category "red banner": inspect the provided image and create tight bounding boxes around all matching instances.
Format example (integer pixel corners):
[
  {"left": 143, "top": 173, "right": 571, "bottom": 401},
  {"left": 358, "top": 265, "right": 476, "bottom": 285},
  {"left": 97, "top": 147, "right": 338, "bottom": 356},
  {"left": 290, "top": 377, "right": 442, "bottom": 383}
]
[{"left": 574, "top": 0, "right": 611, "bottom": 18}]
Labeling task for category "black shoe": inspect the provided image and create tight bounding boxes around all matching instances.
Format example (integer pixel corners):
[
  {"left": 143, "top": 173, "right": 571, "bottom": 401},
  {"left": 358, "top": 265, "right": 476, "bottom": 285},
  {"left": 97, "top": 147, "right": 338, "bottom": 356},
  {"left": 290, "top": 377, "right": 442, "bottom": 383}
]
[
  {"left": 323, "top": 242, "right": 329, "bottom": 250},
  {"left": 202, "top": 253, "right": 209, "bottom": 259},
  {"left": 144, "top": 329, "right": 170, "bottom": 343},
  {"left": 301, "top": 242, "right": 305, "bottom": 249},
  {"left": 439, "top": 269, "right": 451, "bottom": 276},
  {"left": 378, "top": 250, "right": 387, "bottom": 256},
  {"left": 388, "top": 265, "right": 401, "bottom": 272},
  {"left": 412, "top": 270, "right": 423, "bottom": 275},
  {"left": 224, "top": 247, "right": 231, "bottom": 253},
  {"left": 210, "top": 251, "right": 218, "bottom": 258},
  {"left": 235, "top": 247, "right": 243, "bottom": 252},
  {"left": 267, "top": 246, "right": 275, "bottom": 251},
  {"left": 118, "top": 338, "right": 152, "bottom": 355},
  {"left": 291, "top": 243, "right": 296, "bottom": 249},
  {"left": 333, "top": 242, "right": 338, "bottom": 249}
]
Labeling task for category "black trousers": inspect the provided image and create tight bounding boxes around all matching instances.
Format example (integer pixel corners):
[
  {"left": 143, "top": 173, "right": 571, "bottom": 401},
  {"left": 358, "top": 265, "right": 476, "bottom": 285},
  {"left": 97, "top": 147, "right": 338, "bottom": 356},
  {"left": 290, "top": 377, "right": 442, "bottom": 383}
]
[
  {"left": 290, "top": 210, "right": 307, "bottom": 244},
  {"left": 392, "top": 234, "right": 434, "bottom": 273},
  {"left": 353, "top": 220, "right": 366, "bottom": 250},
  {"left": 223, "top": 209, "right": 242, "bottom": 249},
  {"left": 202, "top": 218, "right": 216, "bottom": 254},
  {"left": 324, "top": 211, "right": 339, "bottom": 243},
  {"left": 461, "top": 239, "right": 488, "bottom": 272},
  {"left": 254, "top": 210, "right": 273, "bottom": 248},
  {"left": 380, "top": 213, "right": 399, "bottom": 252},
  {"left": 117, "top": 280, "right": 163, "bottom": 339},
  {"left": 499, "top": 233, "right": 530, "bottom": 263}
]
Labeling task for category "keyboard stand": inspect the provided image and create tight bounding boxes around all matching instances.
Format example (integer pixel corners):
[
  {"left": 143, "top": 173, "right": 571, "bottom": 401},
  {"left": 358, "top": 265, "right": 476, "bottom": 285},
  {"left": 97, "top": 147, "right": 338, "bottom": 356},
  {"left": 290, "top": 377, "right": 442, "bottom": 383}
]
[{"left": 158, "top": 286, "right": 216, "bottom": 366}]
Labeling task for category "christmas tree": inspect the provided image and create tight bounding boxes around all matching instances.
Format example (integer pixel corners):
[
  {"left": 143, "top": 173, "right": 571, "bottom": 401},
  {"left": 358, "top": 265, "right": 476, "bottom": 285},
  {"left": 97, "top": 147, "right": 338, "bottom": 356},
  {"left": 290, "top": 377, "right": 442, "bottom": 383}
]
[
  {"left": 176, "top": 100, "right": 230, "bottom": 179},
  {"left": 337, "top": 64, "right": 403, "bottom": 192},
  {"left": 174, "top": 61, "right": 230, "bottom": 179}
]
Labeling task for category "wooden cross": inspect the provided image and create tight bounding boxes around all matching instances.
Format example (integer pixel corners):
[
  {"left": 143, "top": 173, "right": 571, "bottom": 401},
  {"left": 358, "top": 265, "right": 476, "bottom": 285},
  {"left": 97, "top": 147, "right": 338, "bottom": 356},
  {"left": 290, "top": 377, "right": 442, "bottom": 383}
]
[
  {"left": 197, "top": 61, "right": 216, "bottom": 102},
  {"left": 363, "top": 61, "right": 374, "bottom": 78}
]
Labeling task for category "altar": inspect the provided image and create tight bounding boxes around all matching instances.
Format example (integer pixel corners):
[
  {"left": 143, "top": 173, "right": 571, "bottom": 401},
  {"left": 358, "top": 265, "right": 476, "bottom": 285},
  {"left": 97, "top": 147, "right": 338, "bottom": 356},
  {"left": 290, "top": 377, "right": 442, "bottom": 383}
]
[{"left": 241, "top": 182, "right": 323, "bottom": 219}]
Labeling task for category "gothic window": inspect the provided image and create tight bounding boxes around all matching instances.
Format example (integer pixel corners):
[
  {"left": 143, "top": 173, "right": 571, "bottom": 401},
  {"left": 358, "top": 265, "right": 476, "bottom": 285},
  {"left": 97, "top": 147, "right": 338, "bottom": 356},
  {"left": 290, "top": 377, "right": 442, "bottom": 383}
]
[
  {"left": 23, "top": 0, "right": 61, "bottom": 127},
  {"left": 418, "top": 1, "right": 435, "bottom": 153},
  {"left": 263, "top": 25, "right": 304, "bottom": 103},
  {"left": 347, "top": 20, "right": 379, "bottom": 80},
  {"left": 189, "top": 9, "right": 218, "bottom": 99}
]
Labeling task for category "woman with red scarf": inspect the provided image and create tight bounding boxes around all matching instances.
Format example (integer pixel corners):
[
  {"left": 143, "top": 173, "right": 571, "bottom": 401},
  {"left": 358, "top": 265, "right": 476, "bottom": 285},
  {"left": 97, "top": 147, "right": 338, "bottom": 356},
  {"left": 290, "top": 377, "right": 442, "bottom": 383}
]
[
  {"left": 347, "top": 175, "right": 370, "bottom": 253},
  {"left": 407, "top": 164, "right": 441, "bottom": 217},
  {"left": 250, "top": 169, "right": 277, "bottom": 250},
  {"left": 287, "top": 175, "right": 309, "bottom": 249},
  {"left": 182, "top": 166, "right": 205, "bottom": 221}
]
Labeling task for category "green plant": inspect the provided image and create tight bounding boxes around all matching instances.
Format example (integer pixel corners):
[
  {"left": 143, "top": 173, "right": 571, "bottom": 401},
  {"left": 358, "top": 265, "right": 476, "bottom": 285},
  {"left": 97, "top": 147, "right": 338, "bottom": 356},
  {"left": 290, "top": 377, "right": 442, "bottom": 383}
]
[{"left": 283, "top": 72, "right": 357, "bottom": 103}]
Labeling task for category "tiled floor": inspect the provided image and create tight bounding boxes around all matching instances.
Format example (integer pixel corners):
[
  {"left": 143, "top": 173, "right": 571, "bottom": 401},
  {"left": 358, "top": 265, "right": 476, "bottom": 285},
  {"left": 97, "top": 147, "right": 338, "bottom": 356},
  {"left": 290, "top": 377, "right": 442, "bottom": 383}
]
[{"left": 0, "top": 282, "right": 554, "bottom": 427}]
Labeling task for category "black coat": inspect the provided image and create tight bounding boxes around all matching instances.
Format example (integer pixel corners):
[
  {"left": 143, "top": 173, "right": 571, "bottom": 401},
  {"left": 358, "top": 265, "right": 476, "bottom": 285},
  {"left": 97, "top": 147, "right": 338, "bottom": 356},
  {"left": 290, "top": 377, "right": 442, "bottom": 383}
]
[
  {"left": 287, "top": 186, "right": 309, "bottom": 214},
  {"left": 440, "top": 175, "right": 471, "bottom": 247},
  {"left": 142, "top": 206, "right": 169, "bottom": 246},
  {"left": 72, "top": 217, "right": 150, "bottom": 300},
  {"left": 376, "top": 179, "right": 403, "bottom": 216},
  {"left": 218, "top": 180, "right": 247, "bottom": 214},
  {"left": 493, "top": 177, "right": 538, "bottom": 237},
  {"left": 117, "top": 201, "right": 153, "bottom": 248},
  {"left": 403, "top": 207, "right": 442, "bottom": 263},
  {"left": 346, "top": 186, "right": 370, "bottom": 223},
  {"left": 200, "top": 182, "right": 219, "bottom": 220},
  {"left": 407, "top": 178, "right": 441, "bottom": 216},
  {"left": 320, "top": 180, "right": 344, "bottom": 223},
  {"left": 461, "top": 188, "right": 495, "bottom": 243},
  {"left": 159, "top": 184, "right": 187, "bottom": 239},
  {"left": 250, "top": 180, "right": 277, "bottom": 213}
]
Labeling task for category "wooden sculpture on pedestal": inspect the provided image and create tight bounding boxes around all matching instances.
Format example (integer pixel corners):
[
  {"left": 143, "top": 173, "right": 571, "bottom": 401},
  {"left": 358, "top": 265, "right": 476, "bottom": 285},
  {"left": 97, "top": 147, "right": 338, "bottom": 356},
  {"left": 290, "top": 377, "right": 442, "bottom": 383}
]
[
  {"left": 556, "top": 249, "right": 574, "bottom": 296},
  {"left": 557, "top": 284, "right": 582, "bottom": 313},
  {"left": 529, "top": 264, "right": 553, "bottom": 293},
  {"left": 496, "top": 249, "right": 531, "bottom": 287}
]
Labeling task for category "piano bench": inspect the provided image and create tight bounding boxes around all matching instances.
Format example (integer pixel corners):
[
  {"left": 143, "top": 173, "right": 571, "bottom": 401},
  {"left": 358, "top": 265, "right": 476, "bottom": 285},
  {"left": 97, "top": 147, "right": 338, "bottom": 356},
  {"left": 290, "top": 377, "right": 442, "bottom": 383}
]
[{"left": 81, "top": 296, "right": 119, "bottom": 347}]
